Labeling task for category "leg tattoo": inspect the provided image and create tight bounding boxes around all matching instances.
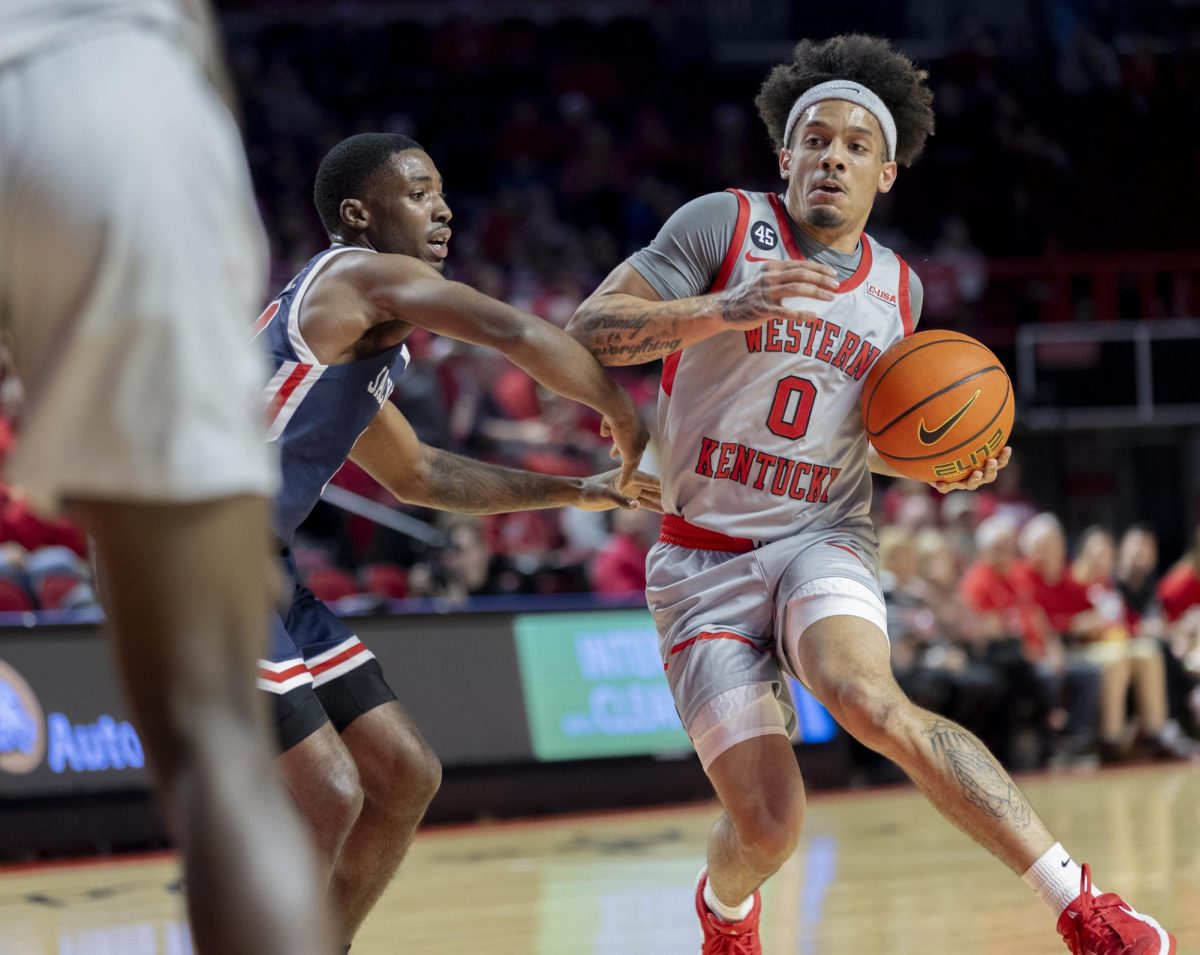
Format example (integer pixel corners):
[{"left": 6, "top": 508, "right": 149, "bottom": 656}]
[{"left": 923, "top": 720, "right": 1032, "bottom": 830}]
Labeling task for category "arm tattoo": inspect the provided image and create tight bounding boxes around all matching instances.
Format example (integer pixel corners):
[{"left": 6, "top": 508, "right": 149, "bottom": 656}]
[
  {"left": 425, "top": 450, "right": 572, "bottom": 514},
  {"left": 923, "top": 719, "right": 1032, "bottom": 829},
  {"left": 577, "top": 311, "right": 684, "bottom": 364}
]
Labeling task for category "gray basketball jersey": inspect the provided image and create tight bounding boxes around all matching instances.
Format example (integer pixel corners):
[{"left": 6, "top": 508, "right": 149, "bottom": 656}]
[
  {"left": 0, "top": 1, "right": 188, "bottom": 68},
  {"left": 656, "top": 189, "right": 915, "bottom": 543}
]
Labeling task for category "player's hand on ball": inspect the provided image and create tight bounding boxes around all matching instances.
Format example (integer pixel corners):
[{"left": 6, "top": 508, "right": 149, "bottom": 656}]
[
  {"left": 576, "top": 469, "right": 663, "bottom": 512},
  {"left": 932, "top": 446, "right": 1012, "bottom": 494}
]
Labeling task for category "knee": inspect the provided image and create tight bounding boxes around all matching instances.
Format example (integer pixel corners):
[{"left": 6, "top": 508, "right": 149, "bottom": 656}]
[
  {"left": 369, "top": 733, "right": 442, "bottom": 817},
  {"left": 819, "top": 676, "right": 906, "bottom": 750},
  {"left": 315, "top": 757, "right": 367, "bottom": 843},
  {"left": 729, "top": 788, "right": 805, "bottom": 870}
]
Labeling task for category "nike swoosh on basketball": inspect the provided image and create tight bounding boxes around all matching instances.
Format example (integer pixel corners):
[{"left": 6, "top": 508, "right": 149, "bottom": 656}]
[
  {"left": 917, "top": 389, "right": 981, "bottom": 445},
  {"left": 744, "top": 251, "right": 775, "bottom": 262}
]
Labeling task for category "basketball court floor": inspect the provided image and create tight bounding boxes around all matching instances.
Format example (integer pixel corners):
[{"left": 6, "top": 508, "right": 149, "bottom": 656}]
[{"left": 1, "top": 763, "right": 1196, "bottom": 954}]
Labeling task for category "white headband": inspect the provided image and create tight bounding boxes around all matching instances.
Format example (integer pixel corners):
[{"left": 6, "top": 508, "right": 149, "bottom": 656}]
[{"left": 783, "top": 79, "right": 897, "bottom": 161}]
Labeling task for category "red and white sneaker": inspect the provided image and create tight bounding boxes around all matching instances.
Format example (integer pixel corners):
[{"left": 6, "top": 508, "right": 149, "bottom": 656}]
[
  {"left": 1057, "top": 863, "right": 1177, "bottom": 954},
  {"left": 695, "top": 870, "right": 762, "bottom": 955}
]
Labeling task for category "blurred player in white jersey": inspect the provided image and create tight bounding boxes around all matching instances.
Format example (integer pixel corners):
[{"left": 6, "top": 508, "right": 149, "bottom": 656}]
[
  {"left": 0, "top": 2, "right": 330, "bottom": 952},
  {"left": 568, "top": 33, "right": 1175, "bottom": 955}
]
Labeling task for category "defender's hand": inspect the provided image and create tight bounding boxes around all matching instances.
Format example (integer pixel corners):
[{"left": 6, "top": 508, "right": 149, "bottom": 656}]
[
  {"left": 933, "top": 446, "right": 1013, "bottom": 494},
  {"left": 599, "top": 411, "right": 650, "bottom": 488},
  {"left": 575, "top": 469, "right": 662, "bottom": 512}
]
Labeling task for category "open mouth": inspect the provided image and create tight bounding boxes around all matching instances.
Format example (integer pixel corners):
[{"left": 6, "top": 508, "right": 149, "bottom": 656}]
[{"left": 426, "top": 229, "right": 451, "bottom": 259}]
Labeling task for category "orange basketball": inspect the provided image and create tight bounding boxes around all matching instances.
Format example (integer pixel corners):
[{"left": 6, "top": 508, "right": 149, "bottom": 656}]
[{"left": 861, "top": 330, "right": 1014, "bottom": 484}]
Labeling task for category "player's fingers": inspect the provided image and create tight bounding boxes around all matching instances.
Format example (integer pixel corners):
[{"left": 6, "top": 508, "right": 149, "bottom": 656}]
[
  {"left": 619, "top": 457, "right": 639, "bottom": 488},
  {"left": 997, "top": 445, "right": 1013, "bottom": 467},
  {"left": 767, "top": 281, "right": 837, "bottom": 303},
  {"left": 599, "top": 419, "right": 612, "bottom": 438}
]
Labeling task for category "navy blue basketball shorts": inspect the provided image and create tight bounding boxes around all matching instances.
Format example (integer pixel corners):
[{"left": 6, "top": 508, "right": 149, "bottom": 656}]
[{"left": 257, "top": 550, "right": 397, "bottom": 752}]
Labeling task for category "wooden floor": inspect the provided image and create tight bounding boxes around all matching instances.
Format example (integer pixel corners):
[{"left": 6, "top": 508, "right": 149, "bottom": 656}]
[{"left": 1, "top": 764, "right": 1197, "bottom": 954}]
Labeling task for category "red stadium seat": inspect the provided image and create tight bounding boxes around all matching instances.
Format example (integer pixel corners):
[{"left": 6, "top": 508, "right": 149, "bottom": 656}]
[
  {"left": 304, "top": 567, "right": 360, "bottom": 603},
  {"left": 0, "top": 577, "right": 34, "bottom": 612},
  {"left": 37, "top": 573, "right": 81, "bottom": 611},
  {"left": 362, "top": 563, "right": 408, "bottom": 600}
]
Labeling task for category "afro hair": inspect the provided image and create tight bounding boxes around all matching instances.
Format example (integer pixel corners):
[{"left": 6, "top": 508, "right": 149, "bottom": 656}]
[{"left": 755, "top": 35, "right": 934, "bottom": 166}]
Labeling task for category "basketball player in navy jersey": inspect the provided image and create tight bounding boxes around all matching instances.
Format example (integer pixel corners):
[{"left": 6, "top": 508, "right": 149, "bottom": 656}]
[
  {"left": 254, "top": 132, "right": 658, "bottom": 951},
  {"left": 0, "top": 2, "right": 332, "bottom": 952},
  {"left": 568, "top": 35, "right": 1174, "bottom": 955}
]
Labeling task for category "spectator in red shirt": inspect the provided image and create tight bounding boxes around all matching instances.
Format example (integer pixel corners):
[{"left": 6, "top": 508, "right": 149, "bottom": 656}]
[
  {"left": 1157, "top": 524, "right": 1200, "bottom": 624},
  {"left": 959, "top": 515, "right": 1068, "bottom": 768},
  {"left": 1019, "top": 517, "right": 1182, "bottom": 762},
  {"left": 588, "top": 507, "right": 656, "bottom": 596}
]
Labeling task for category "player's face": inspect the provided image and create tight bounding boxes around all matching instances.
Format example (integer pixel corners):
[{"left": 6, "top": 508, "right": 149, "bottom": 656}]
[
  {"left": 368, "top": 151, "right": 453, "bottom": 270},
  {"left": 779, "top": 100, "right": 897, "bottom": 239}
]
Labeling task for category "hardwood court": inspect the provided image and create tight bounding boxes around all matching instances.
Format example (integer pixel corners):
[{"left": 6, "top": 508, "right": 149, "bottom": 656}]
[{"left": 1, "top": 764, "right": 1196, "bottom": 955}]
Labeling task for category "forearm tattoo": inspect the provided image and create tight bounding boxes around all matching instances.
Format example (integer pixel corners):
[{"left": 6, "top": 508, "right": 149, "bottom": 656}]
[
  {"left": 426, "top": 451, "right": 569, "bottom": 514},
  {"left": 923, "top": 719, "right": 1032, "bottom": 829},
  {"left": 576, "top": 312, "right": 682, "bottom": 364}
]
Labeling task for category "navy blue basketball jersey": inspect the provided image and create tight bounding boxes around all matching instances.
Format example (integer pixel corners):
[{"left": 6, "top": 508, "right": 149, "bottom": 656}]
[{"left": 254, "top": 245, "right": 409, "bottom": 543}]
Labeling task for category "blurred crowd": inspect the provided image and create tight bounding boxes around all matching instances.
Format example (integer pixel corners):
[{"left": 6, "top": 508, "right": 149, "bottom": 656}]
[
  {"left": 873, "top": 469, "right": 1200, "bottom": 775},
  {"left": 228, "top": 6, "right": 1200, "bottom": 329}
]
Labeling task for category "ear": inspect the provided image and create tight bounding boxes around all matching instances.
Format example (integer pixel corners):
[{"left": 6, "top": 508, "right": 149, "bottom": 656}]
[
  {"left": 778, "top": 147, "right": 792, "bottom": 180},
  {"left": 340, "top": 197, "right": 369, "bottom": 232},
  {"left": 877, "top": 160, "right": 898, "bottom": 195}
]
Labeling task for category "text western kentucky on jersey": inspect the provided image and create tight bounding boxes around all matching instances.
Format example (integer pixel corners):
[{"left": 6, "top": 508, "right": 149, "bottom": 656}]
[{"left": 636, "top": 189, "right": 918, "bottom": 544}]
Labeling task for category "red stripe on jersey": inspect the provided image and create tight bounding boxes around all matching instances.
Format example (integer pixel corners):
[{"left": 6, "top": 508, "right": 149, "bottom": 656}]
[
  {"left": 662, "top": 188, "right": 751, "bottom": 398},
  {"left": 769, "top": 192, "right": 805, "bottom": 260},
  {"left": 257, "top": 662, "right": 309, "bottom": 684},
  {"left": 661, "top": 351, "right": 682, "bottom": 396},
  {"left": 659, "top": 514, "right": 753, "bottom": 552},
  {"left": 252, "top": 300, "right": 281, "bottom": 337},
  {"left": 897, "top": 256, "right": 914, "bottom": 337},
  {"left": 826, "top": 541, "right": 868, "bottom": 568},
  {"left": 711, "top": 188, "right": 752, "bottom": 292},
  {"left": 766, "top": 193, "right": 874, "bottom": 293},
  {"left": 308, "top": 641, "right": 368, "bottom": 677},
  {"left": 666, "top": 630, "right": 763, "bottom": 669},
  {"left": 265, "top": 362, "right": 313, "bottom": 427}
]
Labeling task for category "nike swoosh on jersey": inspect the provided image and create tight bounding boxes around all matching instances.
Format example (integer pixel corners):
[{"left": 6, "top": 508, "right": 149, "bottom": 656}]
[
  {"left": 744, "top": 251, "right": 776, "bottom": 262},
  {"left": 917, "top": 389, "right": 981, "bottom": 445}
]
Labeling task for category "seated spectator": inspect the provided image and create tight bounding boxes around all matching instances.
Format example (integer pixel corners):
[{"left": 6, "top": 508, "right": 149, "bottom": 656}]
[
  {"left": 1018, "top": 517, "right": 1184, "bottom": 762},
  {"left": 1157, "top": 524, "right": 1200, "bottom": 624},
  {"left": 958, "top": 514, "right": 1072, "bottom": 768},
  {"left": 881, "top": 527, "right": 1001, "bottom": 740},
  {"left": 588, "top": 508, "right": 656, "bottom": 596}
]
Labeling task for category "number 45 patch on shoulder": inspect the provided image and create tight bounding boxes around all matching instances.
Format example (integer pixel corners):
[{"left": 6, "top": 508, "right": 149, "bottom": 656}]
[{"left": 751, "top": 221, "right": 778, "bottom": 251}]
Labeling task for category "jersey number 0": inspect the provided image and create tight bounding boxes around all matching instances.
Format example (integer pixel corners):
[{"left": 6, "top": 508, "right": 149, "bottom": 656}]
[{"left": 765, "top": 376, "right": 817, "bottom": 439}]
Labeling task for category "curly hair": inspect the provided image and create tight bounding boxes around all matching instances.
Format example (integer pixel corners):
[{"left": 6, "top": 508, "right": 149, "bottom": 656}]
[
  {"left": 754, "top": 35, "right": 934, "bottom": 166},
  {"left": 314, "top": 133, "right": 424, "bottom": 235}
]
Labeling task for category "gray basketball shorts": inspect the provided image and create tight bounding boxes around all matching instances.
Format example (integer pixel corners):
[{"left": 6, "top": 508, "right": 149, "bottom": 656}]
[{"left": 647, "top": 521, "right": 887, "bottom": 735}]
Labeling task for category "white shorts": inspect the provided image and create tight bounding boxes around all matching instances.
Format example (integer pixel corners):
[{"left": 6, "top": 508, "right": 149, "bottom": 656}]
[
  {"left": 0, "top": 27, "right": 275, "bottom": 511},
  {"left": 647, "top": 521, "right": 888, "bottom": 738}
]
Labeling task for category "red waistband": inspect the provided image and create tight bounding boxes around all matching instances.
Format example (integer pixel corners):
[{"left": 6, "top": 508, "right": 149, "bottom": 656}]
[{"left": 659, "top": 515, "right": 754, "bottom": 553}]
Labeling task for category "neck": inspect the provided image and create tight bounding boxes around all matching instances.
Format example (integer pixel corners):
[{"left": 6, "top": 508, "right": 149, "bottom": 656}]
[
  {"left": 784, "top": 192, "right": 867, "bottom": 254},
  {"left": 334, "top": 234, "right": 376, "bottom": 251}
]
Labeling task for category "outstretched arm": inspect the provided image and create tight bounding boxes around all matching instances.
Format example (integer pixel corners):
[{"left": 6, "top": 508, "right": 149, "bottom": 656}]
[
  {"left": 350, "top": 254, "right": 648, "bottom": 483},
  {"left": 349, "top": 403, "right": 661, "bottom": 515}
]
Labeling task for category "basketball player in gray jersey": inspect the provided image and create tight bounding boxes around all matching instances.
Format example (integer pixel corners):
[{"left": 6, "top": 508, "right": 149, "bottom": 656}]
[
  {"left": 0, "top": 2, "right": 331, "bottom": 952},
  {"left": 568, "top": 35, "right": 1175, "bottom": 955}
]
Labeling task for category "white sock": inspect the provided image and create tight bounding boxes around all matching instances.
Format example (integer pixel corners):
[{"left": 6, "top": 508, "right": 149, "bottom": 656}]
[
  {"left": 1022, "top": 843, "right": 1098, "bottom": 917},
  {"left": 703, "top": 875, "right": 754, "bottom": 923}
]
